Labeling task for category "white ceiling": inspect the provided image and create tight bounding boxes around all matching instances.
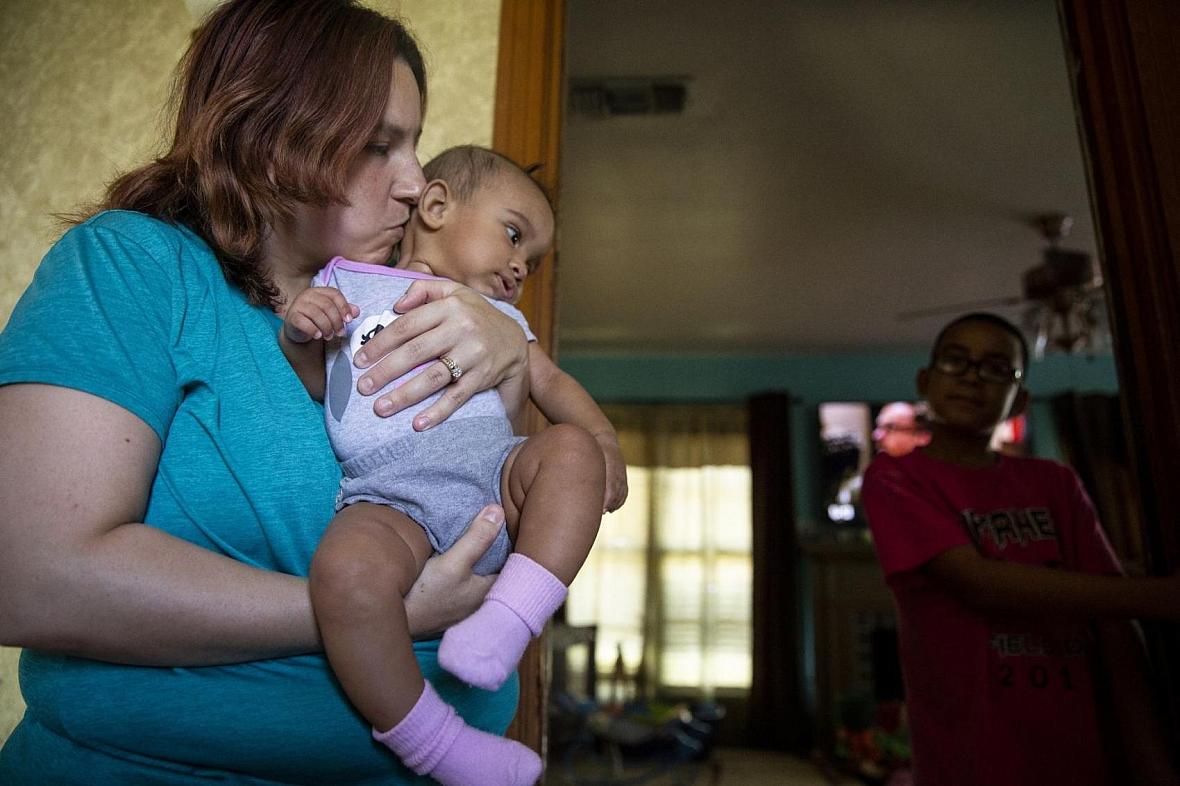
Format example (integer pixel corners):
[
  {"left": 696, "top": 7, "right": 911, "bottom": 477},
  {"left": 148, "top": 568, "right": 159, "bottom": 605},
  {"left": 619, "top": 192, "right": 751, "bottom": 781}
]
[{"left": 555, "top": 0, "right": 1097, "bottom": 355}]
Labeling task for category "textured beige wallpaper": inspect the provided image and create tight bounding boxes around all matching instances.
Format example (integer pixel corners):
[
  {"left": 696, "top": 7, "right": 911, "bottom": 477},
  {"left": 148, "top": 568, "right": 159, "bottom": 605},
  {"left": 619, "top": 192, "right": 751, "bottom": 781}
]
[
  {"left": 0, "top": 0, "right": 500, "bottom": 747},
  {"left": 387, "top": 0, "right": 502, "bottom": 160},
  {"left": 0, "top": 0, "right": 192, "bottom": 332}
]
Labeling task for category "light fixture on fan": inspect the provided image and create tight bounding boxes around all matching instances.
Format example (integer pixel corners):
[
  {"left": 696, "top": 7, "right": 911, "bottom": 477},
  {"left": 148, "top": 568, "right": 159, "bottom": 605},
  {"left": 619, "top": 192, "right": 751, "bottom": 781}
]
[
  {"left": 897, "top": 212, "right": 1109, "bottom": 359},
  {"left": 1020, "top": 214, "right": 1107, "bottom": 359}
]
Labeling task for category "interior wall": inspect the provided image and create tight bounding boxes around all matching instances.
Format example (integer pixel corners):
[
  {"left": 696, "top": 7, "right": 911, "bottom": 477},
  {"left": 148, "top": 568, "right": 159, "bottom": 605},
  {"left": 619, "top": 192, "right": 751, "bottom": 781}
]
[
  {"left": 391, "top": 0, "right": 501, "bottom": 160},
  {"left": 0, "top": 0, "right": 500, "bottom": 745},
  {"left": 0, "top": 0, "right": 192, "bottom": 330},
  {"left": 560, "top": 351, "right": 1120, "bottom": 525}
]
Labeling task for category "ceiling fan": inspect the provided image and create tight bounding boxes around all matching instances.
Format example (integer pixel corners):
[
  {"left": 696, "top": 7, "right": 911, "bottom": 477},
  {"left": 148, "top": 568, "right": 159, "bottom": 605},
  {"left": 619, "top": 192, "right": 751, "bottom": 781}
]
[{"left": 897, "top": 213, "right": 1108, "bottom": 358}]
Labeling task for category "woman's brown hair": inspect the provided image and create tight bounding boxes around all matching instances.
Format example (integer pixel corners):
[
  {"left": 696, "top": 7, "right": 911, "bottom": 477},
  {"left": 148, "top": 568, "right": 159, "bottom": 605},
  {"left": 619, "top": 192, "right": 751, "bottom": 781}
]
[{"left": 93, "top": 0, "right": 426, "bottom": 307}]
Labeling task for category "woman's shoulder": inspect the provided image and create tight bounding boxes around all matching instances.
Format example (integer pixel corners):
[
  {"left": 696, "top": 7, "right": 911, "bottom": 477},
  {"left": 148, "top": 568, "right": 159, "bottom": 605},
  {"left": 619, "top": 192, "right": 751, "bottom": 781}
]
[
  {"left": 51, "top": 211, "right": 221, "bottom": 295},
  {"left": 71, "top": 210, "right": 209, "bottom": 259}
]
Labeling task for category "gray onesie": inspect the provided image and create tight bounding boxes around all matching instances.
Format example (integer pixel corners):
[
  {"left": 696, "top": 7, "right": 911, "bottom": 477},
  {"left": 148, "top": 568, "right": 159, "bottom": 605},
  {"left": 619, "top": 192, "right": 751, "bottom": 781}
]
[{"left": 314, "top": 257, "right": 533, "bottom": 575}]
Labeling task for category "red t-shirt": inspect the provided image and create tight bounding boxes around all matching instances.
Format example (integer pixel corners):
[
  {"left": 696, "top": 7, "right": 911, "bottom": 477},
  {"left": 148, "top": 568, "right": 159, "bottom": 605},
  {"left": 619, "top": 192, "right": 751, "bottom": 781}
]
[{"left": 862, "top": 450, "right": 1122, "bottom": 786}]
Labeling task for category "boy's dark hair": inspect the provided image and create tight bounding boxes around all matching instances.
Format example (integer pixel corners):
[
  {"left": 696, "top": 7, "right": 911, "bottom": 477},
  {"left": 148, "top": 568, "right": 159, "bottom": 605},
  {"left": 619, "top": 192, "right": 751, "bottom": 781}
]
[
  {"left": 931, "top": 312, "right": 1030, "bottom": 373},
  {"left": 423, "top": 145, "right": 553, "bottom": 211}
]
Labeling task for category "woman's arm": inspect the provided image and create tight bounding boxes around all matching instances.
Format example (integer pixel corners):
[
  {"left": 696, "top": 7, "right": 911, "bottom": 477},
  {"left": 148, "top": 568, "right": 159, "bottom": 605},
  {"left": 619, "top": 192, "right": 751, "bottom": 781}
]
[
  {"left": 0, "top": 384, "right": 498, "bottom": 666},
  {"left": 924, "top": 544, "right": 1180, "bottom": 620},
  {"left": 0, "top": 384, "right": 315, "bottom": 665},
  {"left": 349, "top": 279, "right": 529, "bottom": 431}
]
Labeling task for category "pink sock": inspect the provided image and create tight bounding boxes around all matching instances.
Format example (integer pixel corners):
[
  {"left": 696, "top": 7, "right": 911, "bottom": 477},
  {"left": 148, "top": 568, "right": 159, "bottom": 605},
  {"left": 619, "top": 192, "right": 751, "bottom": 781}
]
[
  {"left": 372, "top": 681, "right": 541, "bottom": 786},
  {"left": 439, "top": 553, "right": 567, "bottom": 690}
]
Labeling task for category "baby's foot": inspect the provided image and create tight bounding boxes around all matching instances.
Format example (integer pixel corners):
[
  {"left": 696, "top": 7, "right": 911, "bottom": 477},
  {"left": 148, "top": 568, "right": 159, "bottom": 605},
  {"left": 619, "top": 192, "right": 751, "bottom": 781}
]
[
  {"left": 430, "top": 724, "right": 541, "bottom": 786},
  {"left": 373, "top": 682, "right": 541, "bottom": 786},
  {"left": 439, "top": 554, "right": 567, "bottom": 690},
  {"left": 439, "top": 600, "right": 531, "bottom": 690}
]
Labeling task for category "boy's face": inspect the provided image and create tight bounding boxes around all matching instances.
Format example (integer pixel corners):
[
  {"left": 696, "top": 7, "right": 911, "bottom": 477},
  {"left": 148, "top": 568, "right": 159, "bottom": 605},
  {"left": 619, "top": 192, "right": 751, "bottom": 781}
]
[
  {"left": 918, "top": 320, "right": 1027, "bottom": 436},
  {"left": 429, "top": 170, "right": 554, "bottom": 304}
]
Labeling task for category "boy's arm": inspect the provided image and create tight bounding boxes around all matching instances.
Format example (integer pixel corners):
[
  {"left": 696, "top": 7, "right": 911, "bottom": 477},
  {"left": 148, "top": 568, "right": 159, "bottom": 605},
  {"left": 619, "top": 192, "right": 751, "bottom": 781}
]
[
  {"left": 527, "top": 345, "right": 628, "bottom": 511},
  {"left": 924, "top": 545, "right": 1180, "bottom": 620},
  {"left": 1095, "top": 620, "right": 1180, "bottom": 785},
  {"left": 864, "top": 460, "right": 1180, "bottom": 621}
]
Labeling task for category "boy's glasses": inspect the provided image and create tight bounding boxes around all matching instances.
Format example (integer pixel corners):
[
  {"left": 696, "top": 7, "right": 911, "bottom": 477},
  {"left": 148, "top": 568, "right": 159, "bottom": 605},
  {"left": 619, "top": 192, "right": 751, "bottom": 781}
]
[{"left": 932, "top": 353, "right": 1023, "bottom": 384}]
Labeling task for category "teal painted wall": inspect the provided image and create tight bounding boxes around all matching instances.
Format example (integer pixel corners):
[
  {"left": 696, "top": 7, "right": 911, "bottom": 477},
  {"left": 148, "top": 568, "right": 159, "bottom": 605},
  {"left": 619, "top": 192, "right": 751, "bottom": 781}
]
[{"left": 560, "top": 351, "right": 1120, "bottom": 527}]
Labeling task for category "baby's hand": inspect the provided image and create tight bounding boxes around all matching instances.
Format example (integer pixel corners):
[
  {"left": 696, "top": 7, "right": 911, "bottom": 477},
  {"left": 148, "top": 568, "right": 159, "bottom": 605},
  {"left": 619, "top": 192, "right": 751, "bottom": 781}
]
[
  {"left": 598, "top": 435, "right": 629, "bottom": 513},
  {"left": 283, "top": 286, "right": 359, "bottom": 344}
]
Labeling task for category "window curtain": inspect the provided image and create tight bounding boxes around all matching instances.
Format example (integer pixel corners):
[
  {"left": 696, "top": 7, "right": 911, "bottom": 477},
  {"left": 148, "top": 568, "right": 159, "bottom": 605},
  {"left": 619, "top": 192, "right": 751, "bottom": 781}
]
[
  {"left": 564, "top": 403, "right": 751, "bottom": 700},
  {"left": 1050, "top": 392, "right": 1146, "bottom": 573},
  {"left": 746, "top": 392, "right": 807, "bottom": 752}
]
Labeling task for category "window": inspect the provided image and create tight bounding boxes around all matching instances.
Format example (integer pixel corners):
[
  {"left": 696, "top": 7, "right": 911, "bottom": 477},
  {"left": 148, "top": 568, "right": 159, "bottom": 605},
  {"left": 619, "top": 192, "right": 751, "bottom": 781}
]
[{"left": 565, "top": 405, "right": 752, "bottom": 699}]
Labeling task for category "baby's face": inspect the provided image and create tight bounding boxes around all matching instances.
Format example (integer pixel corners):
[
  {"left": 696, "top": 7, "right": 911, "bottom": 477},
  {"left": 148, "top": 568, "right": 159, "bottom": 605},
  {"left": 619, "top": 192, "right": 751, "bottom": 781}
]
[{"left": 431, "top": 170, "right": 555, "bottom": 304}]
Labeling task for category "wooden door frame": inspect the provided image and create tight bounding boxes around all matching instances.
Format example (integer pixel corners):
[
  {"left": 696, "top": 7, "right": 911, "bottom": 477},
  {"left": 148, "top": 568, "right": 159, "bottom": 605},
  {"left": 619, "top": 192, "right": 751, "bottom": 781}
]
[
  {"left": 1059, "top": 0, "right": 1180, "bottom": 736},
  {"left": 493, "top": 0, "right": 565, "bottom": 757}
]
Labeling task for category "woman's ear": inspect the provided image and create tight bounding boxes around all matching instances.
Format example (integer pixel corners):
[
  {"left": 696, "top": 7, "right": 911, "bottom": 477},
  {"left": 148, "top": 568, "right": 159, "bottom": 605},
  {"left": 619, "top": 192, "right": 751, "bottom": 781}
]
[{"left": 416, "top": 179, "right": 452, "bottom": 230}]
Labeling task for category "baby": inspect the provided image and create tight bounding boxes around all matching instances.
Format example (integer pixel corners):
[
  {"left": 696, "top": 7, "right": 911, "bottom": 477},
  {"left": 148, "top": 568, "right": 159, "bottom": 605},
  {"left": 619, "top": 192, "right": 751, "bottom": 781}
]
[{"left": 281, "top": 146, "right": 626, "bottom": 786}]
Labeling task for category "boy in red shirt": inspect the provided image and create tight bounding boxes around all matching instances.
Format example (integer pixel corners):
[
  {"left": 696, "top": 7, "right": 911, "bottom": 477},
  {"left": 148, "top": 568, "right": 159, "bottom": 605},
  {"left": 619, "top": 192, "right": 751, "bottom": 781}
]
[{"left": 862, "top": 312, "right": 1179, "bottom": 786}]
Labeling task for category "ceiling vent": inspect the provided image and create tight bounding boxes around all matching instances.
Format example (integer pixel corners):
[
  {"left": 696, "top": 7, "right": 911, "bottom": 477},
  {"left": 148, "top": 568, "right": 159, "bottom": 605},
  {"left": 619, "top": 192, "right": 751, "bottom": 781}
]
[{"left": 568, "top": 77, "right": 689, "bottom": 117}]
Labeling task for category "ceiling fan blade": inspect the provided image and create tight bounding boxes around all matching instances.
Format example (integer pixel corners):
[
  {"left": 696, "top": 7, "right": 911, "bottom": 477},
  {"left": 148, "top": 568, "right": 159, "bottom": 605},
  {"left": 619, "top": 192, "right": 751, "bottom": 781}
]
[{"left": 896, "top": 295, "right": 1027, "bottom": 321}]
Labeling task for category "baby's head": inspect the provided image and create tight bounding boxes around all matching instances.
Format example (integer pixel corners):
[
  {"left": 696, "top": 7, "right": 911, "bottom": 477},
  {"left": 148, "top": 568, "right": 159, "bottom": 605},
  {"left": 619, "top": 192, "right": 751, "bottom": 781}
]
[{"left": 403, "top": 145, "right": 554, "bottom": 304}]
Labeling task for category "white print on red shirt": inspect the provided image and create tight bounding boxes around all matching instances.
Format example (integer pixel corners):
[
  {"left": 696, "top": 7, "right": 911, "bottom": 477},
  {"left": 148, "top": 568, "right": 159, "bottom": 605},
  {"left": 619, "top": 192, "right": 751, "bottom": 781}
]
[{"left": 961, "top": 507, "right": 1057, "bottom": 551}]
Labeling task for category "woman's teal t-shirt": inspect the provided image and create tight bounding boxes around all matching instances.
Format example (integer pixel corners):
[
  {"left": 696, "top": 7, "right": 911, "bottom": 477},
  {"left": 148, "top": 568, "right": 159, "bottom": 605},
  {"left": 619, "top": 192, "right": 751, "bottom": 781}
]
[{"left": 0, "top": 211, "right": 517, "bottom": 785}]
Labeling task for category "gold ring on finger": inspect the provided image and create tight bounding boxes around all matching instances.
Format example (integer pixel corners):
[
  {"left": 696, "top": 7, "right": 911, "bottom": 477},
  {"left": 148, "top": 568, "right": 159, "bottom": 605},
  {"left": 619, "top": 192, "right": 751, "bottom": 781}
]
[{"left": 439, "top": 355, "right": 463, "bottom": 383}]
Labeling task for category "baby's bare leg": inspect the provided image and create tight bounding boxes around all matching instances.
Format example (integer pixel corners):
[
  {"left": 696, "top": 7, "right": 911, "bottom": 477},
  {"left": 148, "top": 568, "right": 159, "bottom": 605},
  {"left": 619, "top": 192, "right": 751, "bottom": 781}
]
[
  {"left": 313, "top": 502, "right": 542, "bottom": 786},
  {"left": 310, "top": 502, "right": 432, "bottom": 730},
  {"left": 439, "top": 424, "right": 606, "bottom": 690},
  {"left": 500, "top": 423, "right": 606, "bottom": 584}
]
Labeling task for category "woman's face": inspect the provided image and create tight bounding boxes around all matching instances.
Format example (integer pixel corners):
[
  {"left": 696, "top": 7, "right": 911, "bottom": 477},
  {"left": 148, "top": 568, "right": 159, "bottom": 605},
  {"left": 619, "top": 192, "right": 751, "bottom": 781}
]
[{"left": 284, "top": 59, "right": 426, "bottom": 271}]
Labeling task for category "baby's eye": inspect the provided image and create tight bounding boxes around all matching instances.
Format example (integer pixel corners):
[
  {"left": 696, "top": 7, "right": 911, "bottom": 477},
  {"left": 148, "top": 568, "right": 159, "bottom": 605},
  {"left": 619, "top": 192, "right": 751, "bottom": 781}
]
[{"left": 505, "top": 225, "right": 521, "bottom": 246}]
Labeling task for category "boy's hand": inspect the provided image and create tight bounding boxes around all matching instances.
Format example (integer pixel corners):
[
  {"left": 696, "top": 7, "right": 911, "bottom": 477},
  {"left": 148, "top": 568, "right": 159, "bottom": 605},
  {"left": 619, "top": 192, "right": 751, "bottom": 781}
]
[
  {"left": 598, "top": 435, "right": 629, "bottom": 513},
  {"left": 283, "top": 286, "right": 358, "bottom": 344}
]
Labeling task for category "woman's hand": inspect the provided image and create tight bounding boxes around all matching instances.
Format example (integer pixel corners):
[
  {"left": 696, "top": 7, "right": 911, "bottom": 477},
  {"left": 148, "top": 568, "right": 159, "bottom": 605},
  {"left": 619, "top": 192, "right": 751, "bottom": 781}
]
[
  {"left": 352, "top": 279, "right": 529, "bottom": 430},
  {"left": 405, "top": 505, "right": 504, "bottom": 638}
]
